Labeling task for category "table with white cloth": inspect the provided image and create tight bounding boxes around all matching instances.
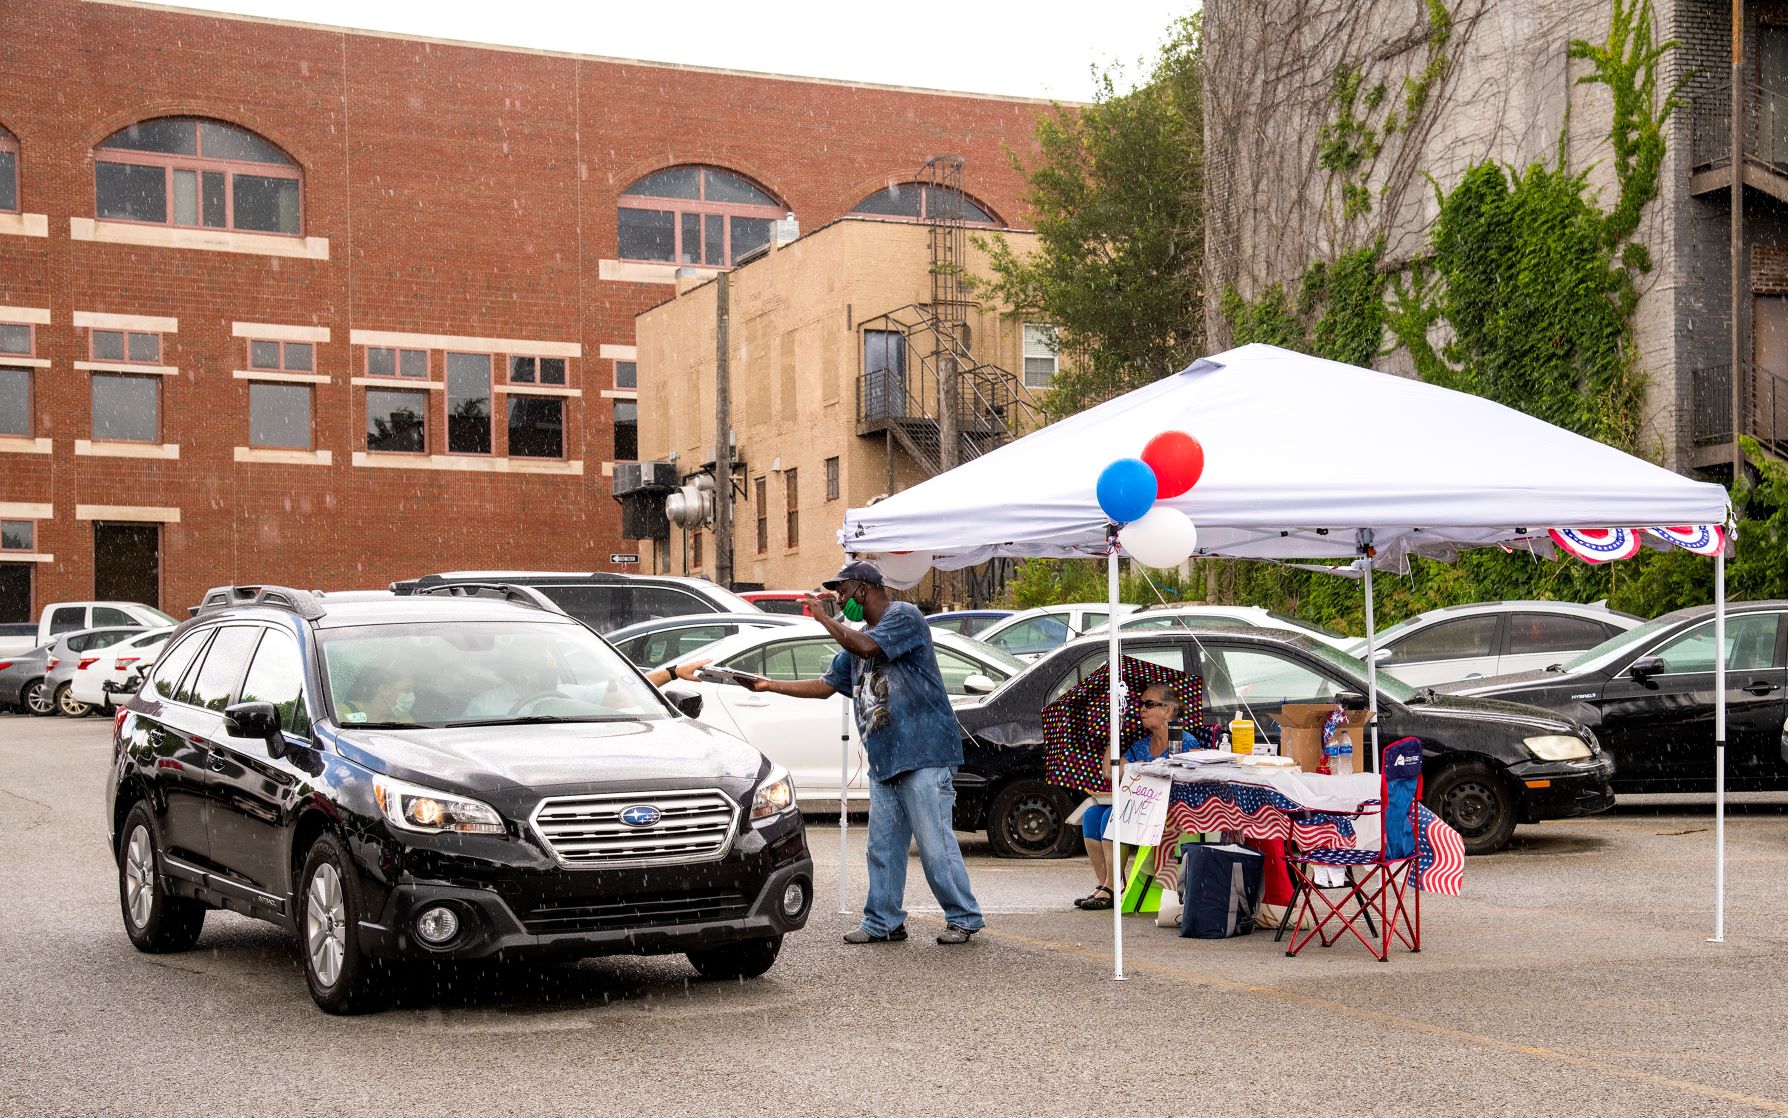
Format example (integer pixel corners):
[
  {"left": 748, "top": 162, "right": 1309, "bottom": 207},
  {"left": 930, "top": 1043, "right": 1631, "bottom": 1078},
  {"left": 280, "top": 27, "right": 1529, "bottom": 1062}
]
[{"left": 1129, "top": 753, "right": 1466, "bottom": 896}]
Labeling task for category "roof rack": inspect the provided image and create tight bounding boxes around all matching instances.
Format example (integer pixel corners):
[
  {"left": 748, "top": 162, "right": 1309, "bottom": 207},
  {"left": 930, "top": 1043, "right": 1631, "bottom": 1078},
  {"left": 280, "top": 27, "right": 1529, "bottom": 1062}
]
[
  {"left": 194, "top": 584, "right": 328, "bottom": 620},
  {"left": 407, "top": 582, "right": 567, "bottom": 615}
]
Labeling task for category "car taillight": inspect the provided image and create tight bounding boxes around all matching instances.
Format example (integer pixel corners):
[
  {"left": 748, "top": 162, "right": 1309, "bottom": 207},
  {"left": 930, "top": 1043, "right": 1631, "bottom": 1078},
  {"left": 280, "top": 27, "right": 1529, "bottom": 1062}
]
[
  {"left": 114, "top": 656, "right": 141, "bottom": 670},
  {"left": 0, "top": 661, "right": 12, "bottom": 672},
  {"left": 45, "top": 657, "right": 59, "bottom": 670},
  {"left": 77, "top": 657, "right": 100, "bottom": 671}
]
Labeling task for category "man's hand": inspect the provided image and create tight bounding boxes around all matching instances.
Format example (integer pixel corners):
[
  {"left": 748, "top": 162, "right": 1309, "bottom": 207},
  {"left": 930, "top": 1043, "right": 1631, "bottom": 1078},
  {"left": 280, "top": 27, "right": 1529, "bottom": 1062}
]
[
  {"left": 802, "top": 590, "right": 837, "bottom": 617},
  {"left": 746, "top": 675, "right": 774, "bottom": 693},
  {"left": 674, "top": 658, "right": 710, "bottom": 682}
]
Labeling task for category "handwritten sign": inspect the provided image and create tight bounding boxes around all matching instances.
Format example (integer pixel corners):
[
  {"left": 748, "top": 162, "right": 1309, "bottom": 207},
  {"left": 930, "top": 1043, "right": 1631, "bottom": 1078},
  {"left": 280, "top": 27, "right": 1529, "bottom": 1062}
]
[{"left": 1113, "top": 769, "right": 1173, "bottom": 847}]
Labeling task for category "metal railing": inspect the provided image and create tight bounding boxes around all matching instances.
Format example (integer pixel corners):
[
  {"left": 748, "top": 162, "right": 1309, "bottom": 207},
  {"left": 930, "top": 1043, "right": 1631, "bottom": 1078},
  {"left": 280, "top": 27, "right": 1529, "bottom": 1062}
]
[
  {"left": 1690, "top": 361, "right": 1788, "bottom": 460},
  {"left": 1690, "top": 80, "right": 1788, "bottom": 173}
]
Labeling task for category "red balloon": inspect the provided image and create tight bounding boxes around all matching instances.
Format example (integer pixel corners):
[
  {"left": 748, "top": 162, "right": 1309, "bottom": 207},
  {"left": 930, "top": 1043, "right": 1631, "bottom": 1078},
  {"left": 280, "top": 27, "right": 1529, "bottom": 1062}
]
[{"left": 1141, "top": 431, "right": 1204, "bottom": 498}]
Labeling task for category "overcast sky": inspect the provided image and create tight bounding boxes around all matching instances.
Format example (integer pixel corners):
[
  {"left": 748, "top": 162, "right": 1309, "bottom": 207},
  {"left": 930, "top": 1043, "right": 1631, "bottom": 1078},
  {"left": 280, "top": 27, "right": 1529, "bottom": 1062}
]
[{"left": 159, "top": 0, "right": 1194, "bottom": 101}]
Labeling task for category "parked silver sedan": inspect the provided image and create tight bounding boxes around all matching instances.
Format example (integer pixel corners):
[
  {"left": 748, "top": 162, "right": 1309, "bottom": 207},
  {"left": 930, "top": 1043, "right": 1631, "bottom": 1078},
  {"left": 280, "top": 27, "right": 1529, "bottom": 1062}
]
[
  {"left": 0, "top": 644, "right": 52, "bottom": 715},
  {"left": 42, "top": 626, "right": 147, "bottom": 717}
]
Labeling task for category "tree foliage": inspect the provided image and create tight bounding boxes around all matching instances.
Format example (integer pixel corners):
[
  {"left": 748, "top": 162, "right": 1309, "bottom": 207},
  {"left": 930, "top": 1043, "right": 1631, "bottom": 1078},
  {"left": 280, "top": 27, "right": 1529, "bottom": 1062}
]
[{"left": 975, "top": 16, "right": 1205, "bottom": 419}]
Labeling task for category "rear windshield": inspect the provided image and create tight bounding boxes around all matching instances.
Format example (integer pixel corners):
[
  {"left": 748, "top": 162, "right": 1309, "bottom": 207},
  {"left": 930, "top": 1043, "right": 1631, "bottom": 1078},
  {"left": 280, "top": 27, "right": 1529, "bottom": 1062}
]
[{"left": 319, "top": 620, "right": 671, "bottom": 727}]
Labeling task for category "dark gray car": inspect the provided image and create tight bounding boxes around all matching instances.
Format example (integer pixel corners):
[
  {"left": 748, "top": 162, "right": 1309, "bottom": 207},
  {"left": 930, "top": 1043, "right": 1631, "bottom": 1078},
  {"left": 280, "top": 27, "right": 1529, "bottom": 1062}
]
[
  {"left": 0, "top": 644, "right": 52, "bottom": 715},
  {"left": 43, "top": 626, "right": 146, "bottom": 717}
]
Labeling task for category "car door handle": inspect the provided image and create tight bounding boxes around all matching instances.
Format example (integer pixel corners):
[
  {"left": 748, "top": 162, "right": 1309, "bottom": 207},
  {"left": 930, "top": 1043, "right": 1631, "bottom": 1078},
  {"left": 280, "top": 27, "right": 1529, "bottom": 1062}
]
[{"left": 1743, "top": 681, "right": 1781, "bottom": 696}]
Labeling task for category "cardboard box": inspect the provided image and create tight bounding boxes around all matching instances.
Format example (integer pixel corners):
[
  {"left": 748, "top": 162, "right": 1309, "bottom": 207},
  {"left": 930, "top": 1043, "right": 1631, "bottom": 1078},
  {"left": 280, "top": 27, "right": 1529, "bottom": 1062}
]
[{"left": 1266, "top": 704, "right": 1373, "bottom": 773}]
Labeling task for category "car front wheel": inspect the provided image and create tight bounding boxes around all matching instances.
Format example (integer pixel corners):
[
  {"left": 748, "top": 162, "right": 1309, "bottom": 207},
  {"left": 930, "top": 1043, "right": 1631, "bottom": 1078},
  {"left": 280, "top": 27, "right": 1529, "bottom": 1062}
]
[
  {"left": 118, "top": 803, "right": 207, "bottom": 952},
  {"left": 23, "top": 678, "right": 55, "bottom": 716},
  {"left": 299, "top": 834, "right": 389, "bottom": 1014},
  {"left": 688, "top": 935, "right": 782, "bottom": 979},
  {"left": 1424, "top": 760, "right": 1518, "bottom": 855},
  {"left": 985, "top": 779, "right": 1080, "bottom": 859},
  {"left": 56, "top": 683, "right": 93, "bottom": 718}
]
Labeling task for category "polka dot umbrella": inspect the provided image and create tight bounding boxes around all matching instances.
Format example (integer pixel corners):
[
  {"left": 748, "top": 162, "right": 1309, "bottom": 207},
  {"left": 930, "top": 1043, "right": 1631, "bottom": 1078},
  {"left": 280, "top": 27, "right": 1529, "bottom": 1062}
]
[{"left": 1042, "top": 655, "right": 1208, "bottom": 793}]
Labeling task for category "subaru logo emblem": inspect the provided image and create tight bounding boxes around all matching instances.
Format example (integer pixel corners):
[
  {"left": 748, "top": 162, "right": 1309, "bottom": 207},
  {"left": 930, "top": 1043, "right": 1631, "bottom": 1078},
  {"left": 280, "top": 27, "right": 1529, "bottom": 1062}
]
[{"left": 619, "top": 804, "right": 662, "bottom": 828}]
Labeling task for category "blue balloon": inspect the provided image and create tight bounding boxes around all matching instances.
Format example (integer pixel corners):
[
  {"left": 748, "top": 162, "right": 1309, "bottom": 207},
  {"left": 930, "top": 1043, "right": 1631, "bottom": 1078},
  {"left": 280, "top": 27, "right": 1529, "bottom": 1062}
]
[{"left": 1096, "top": 457, "right": 1158, "bottom": 524}]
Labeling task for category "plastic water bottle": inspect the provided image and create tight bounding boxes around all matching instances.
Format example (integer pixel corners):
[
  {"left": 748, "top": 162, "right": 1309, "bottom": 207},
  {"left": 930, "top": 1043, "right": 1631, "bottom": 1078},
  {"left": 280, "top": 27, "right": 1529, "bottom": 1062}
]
[{"left": 1334, "top": 731, "right": 1355, "bottom": 776}]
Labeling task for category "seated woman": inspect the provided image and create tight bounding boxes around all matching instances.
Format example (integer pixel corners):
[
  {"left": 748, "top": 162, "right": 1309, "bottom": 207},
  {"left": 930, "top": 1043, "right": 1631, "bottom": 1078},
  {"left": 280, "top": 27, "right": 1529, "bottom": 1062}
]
[
  {"left": 1074, "top": 682, "right": 1198, "bottom": 911},
  {"left": 337, "top": 669, "right": 417, "bottom": 725}
]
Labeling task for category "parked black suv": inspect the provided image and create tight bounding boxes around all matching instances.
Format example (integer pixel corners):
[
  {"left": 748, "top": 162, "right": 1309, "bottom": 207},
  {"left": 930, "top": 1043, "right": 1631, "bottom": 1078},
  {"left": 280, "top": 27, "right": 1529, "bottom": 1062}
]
[
  {"left": 107, "top": 585, "right": 811, "bottom": 1013},
  {"left": 391, "top": 571, "right": 761, "bottom": 634}
]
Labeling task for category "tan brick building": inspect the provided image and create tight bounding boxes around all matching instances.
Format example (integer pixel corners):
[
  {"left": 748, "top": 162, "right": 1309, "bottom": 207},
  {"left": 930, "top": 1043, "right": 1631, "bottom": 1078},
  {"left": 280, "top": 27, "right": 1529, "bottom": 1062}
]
[
  {"left": 636, "top": 217, "right": 1053, "bottom": 592},
  {"left": 0, "top": 0, "right": 1047, "bottom": 619}
]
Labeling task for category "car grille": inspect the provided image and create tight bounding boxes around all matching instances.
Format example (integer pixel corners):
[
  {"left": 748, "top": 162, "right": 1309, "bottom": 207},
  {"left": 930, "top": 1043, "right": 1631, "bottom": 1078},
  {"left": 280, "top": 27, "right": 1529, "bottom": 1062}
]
[
  {"left": 530, "top": 789, "right": 738, "bottom": 867},
  {"left": 520, "top": 888, "right": 751, "bottom": 935}
]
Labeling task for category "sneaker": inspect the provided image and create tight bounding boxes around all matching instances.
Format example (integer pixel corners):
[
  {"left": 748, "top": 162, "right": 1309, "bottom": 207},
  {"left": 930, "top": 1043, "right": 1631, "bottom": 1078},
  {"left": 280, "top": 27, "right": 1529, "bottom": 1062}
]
[
  {"left": 843, "top": 924, "right": 907, "bottom": 944},
  {"left": 935, "top": 925, "right": 981, "bottom": 945}
]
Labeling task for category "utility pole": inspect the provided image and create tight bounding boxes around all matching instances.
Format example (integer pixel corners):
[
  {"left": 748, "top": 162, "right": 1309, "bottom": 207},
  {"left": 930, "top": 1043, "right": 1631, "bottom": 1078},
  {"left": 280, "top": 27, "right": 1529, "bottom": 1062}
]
[
  {"left": 1733, "top": 0, "right": 1747, "bottom": 478},
  {"left": 715, "top": 273, "right": 734, "bottom": 589}
]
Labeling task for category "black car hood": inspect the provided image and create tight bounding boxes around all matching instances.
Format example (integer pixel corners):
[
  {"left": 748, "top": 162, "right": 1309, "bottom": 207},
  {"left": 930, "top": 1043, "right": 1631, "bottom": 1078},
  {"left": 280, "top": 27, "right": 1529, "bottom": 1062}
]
[
  {"left": 331, "top": 717, "right": 768, "bottom": 797},
  {"left": 1406, "top": 691, "right": 1581, "bottom": 733},
  {"left": 1437, "top": 667, "right": 1585, "bottom": 699}
]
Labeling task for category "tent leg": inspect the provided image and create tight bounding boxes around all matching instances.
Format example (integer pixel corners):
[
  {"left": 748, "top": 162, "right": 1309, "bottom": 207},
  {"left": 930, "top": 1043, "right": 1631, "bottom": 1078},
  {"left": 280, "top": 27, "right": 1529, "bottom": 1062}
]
[
  {"left": 1711, "top": 550, "right": 1727, "bottom": 944},
  {"left": 1360, "top": 534, "right": 1380, "bottom": 762},
  {"left": 1108, "top": 545, "right": 1126, "bottom": 981},
  {"left": 839, "top": 694, "right": 851, "bottom": 915}
]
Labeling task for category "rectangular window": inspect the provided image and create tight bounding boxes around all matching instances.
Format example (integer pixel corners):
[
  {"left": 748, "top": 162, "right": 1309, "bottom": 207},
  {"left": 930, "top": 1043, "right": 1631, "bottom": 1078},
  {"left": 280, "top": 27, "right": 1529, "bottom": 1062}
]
[
  {"left": 785, "top": 468, "right": 799, "bottom": 548},
  {"left": 0, "top": 323, "right": 31, "bottom": 356},
  {"left": 249, "top": 382, "right": 312, "bottom": 449},
  {"left": 95, "top": 162, "right": 168, "bottom": 223},
  {"left": 91, "top": 373, "right": 160, "bottom": 443},
  {"left": 732, "top": 216, "right": 773, "bottom": 261},
  {"left": 614, "top": 400, "right": 638, "bottom": 461},
  {"left": 0, "top": 519, "right": 31, "bottom": 551},
  {"left": 233, "top": 174, "right": 300, "bottom": 234},
  {"left": 680, "top": 212, "right": 702, "bottom": 264},
  {"left": 825, "top": 455, "right": 840, "bottom": 501},
  {"left": 90, "top": 330, "right": 161, "bottom": 365},
  {"left": 507, "top": 356, "right": 567, "bottom": 386},
  {"left": 366, "top": 388, "right": 427, "bottom": 453},
  {"left": 446, "top": 352, "right": 492, "bottom": 455},
  {"left": 618, "top": 208, "right": 676, "bottom": 262},
  {"left": 0, "top": 150, "right": 16, "bottom": 213},
  {"left": 367, "top": 347, "right": 428, "bottom": 378},
  {"left": 691, "top": 530, "right": 703, "bottom": 570},
  {"left": 616, "top": 361, "right": 637, "bottom": 389},
  {"left": 703, "top": 213, "right": 724, "bottom": 266},
  {"left": 1023, "top": 323, "right": 1059, "bottom": 388},
  {"left": 248, "top": 340, "right": 313, "bottom": 372},
  {"left": 755, "top": 476, "right": 768, "bottom": 554},
  {"left": 0, "top": 367, "right": 30, "bottom": 436},
  {"left": 507, "top": 397, "right": 563, "bottom": 459}
]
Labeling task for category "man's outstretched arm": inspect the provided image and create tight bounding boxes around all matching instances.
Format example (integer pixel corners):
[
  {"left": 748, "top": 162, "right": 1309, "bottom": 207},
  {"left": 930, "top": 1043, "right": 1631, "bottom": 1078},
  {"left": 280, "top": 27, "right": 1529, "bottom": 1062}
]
[{"left": 750, "top": 678, "right": 839, "bottom": 699}]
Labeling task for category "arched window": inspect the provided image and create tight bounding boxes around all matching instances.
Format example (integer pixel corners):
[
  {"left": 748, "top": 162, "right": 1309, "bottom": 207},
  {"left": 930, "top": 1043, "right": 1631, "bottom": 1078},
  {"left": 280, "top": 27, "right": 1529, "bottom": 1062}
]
[
  {"left": 0, "top": 125, "right": 18, "bottom": 213},
  {"left": 851, "top": 183, "right": 997, "bottom": 225},
  {"left": 617, "top": 165, "right": 783, "bottom": 267},
  {"left": 93, "top": 117, "right": 301, "bottom": 235}
]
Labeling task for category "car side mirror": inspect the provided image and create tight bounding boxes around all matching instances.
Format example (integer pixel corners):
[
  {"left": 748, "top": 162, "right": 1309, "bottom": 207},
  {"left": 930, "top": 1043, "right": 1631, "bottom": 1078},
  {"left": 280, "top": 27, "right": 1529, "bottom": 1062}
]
[
  {"left": 1370, "top": 648, "right": 1392, "bottom": 663},
  {"left": 1335, "top": 690, "right": 1370, "bottom": 711},
  {"left": 224, "top": 700, "right": 286, "bottom": 758},
  {"left": 1628, "top": 656, "right": 1665, "bottom": 684},
  {"left": 662, "top": 685, "right": 703, "bottom": 719},
  {"left": 962, "top": 673, "right": 999, "bottom": 695}
]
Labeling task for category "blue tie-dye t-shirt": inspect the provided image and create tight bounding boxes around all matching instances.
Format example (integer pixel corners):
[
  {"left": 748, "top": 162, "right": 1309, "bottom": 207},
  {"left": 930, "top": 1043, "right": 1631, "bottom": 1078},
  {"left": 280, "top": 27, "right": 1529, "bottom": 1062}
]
[{"left": 821, "top": 601, "right": 962, "bottom": 782}]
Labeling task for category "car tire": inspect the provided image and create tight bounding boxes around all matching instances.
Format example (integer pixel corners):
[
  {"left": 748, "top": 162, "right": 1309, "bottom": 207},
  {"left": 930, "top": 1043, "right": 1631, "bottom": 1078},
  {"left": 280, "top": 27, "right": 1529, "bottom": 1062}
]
[
  {"left": 118, "top": 803, "right": 207, "bottom": 953},
  {"left": 687, "top": 934, "right": 782, "bottom": 980},
  {"left": 55, "top": 683, "right": 93, "bottom": 718},
  {"left": 1424, "top": 760, "right": 1518, "bottom": 855},
  {"left": 985, "top": 779, "right": 1080, "bottom": 859},
  {"left": 23, "top": 678, "right": 55, "bottom": 716},
  {"left": 298, "top": 833, "right": 389, "bottom": 1015}
]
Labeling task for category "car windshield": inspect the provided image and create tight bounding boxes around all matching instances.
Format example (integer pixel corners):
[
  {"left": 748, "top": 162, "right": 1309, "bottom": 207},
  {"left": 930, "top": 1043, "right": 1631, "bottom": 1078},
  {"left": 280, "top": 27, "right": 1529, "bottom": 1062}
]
[
  {"left": 1558, "top": 614, "right": 1681, "bottom": 673},
  {"left": 1297, "top": 639, "right": 1421, "bottom": 703},
  {"left": 319, "top": 620, "right": 671, "bottom": 727},
  {"left": 1346, "top": 613, "right": 1431, "bottom": 656},
  {"left": 141, "top": 606, "right": 178, "bottom": 625},
  {"left": 945, "top": 634, "right": 1027, "bottom": 676}
]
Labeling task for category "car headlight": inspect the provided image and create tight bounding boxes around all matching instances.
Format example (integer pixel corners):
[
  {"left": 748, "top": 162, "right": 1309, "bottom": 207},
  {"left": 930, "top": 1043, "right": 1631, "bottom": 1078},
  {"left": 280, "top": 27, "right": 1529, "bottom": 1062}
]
[
  {"left": 373, "top": 775, "right": 505, "bottom": 835},
  {"left": 1524, "top": 734, "right": 1593, "bottom": 761},
  {"left": 751, "top": 765, "right": 796, "bottom": 822}
]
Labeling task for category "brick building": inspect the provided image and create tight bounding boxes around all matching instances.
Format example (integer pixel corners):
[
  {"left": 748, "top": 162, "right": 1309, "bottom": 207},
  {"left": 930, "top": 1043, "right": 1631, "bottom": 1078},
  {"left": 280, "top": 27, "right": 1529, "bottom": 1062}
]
[{"left": 0, "top": 0, "right": 1046, "bottom": 620}]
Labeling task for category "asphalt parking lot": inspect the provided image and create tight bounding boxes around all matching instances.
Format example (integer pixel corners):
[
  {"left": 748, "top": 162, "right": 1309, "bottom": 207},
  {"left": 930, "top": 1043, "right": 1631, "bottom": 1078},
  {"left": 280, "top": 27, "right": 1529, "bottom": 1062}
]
[{"left": 5, "top": 715, "right": 1788, "bottom": 1117}]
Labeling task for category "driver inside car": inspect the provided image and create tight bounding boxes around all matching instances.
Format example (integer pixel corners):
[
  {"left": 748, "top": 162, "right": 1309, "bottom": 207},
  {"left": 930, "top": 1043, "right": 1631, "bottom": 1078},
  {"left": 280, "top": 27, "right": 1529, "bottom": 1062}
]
[{"left": 461, "top": 642, "right": 563, "bottom": 718}]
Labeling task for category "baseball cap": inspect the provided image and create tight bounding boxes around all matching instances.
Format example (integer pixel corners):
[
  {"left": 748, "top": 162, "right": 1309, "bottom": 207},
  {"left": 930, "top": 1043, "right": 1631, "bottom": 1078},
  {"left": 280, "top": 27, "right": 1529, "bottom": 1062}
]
[{"left": 822, "top": 558, "right": 885, "bottom": 590}]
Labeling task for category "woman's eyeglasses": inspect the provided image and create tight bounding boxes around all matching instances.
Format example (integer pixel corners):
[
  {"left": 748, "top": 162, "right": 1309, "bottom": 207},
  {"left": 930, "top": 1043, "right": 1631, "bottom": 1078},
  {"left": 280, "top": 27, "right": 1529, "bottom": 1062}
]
[{"left": 1134, "top": 699, "right": 1172, "bottom": 710}]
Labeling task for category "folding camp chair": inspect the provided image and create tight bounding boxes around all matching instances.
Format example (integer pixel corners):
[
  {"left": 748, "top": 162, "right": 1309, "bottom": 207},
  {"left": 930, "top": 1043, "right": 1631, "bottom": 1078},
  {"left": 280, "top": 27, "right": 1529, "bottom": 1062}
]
[{"left": 1282, "top": 736, "right": 1423, "bottom": 961}]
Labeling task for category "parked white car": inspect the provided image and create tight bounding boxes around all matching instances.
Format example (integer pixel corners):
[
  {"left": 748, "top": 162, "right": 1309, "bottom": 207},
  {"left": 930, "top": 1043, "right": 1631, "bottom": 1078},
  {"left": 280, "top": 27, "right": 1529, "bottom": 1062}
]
[
  {"left": 69, "top": 626, "right": 175, "bottom": 710},
  {"left": 36, "top": 601, "right": 176, "bottom": 647},
  {"left": 1085, "top": 604, "right": 1356, "bottom": 650},
  {"left": 974, "top": 602, "right": 1140, "bottom": 660},
  {"left": 664, "top": 621, "right": 1026, "bottom": 804},
  {"left": 1347, "top": 600, "right": 1644, "bottom": 687}
]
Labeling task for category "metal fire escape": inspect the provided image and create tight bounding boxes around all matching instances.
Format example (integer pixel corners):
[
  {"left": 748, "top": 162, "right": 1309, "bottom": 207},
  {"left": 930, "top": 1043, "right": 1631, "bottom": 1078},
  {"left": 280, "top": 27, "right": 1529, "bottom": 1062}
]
[{"left": 856, "top": 156, "right": 1044, "bottom": 479}]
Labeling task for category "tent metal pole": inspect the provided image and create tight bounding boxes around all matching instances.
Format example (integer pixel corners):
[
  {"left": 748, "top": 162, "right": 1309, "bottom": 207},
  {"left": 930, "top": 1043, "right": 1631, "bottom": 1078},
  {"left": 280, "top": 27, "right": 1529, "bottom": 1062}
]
[
  {"left": 839, "top": 694, "right": 851, "bottom": 915},
  {"left": 1711, "top": 549, "right": 1727, "bottom": 943},
  {"left": 1360, "top": 532, "right": 1379, "bottom": 759},
  {"left": 1108, "top": 543, "right": 1126, "bottom": 981}
]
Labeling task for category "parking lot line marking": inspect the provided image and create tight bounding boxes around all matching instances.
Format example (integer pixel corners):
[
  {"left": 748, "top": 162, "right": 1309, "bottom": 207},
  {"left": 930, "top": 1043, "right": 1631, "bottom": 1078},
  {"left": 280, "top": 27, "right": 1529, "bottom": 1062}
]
[{"left": 968, "top": 923, "right": 1788, "bottom": 1114}]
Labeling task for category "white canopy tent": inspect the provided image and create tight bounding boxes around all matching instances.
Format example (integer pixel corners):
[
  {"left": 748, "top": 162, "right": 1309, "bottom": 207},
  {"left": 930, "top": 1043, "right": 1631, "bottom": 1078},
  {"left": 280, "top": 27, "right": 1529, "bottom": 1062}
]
[{"left": 840, "top": 344, "right": 1736, "bottom": 975}]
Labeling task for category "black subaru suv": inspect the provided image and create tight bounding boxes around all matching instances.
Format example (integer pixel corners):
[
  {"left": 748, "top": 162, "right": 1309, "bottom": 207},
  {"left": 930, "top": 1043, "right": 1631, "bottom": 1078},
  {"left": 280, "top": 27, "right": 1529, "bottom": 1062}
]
[{"left": 107, "top": 585, "right": 811, "bottom": 1014}]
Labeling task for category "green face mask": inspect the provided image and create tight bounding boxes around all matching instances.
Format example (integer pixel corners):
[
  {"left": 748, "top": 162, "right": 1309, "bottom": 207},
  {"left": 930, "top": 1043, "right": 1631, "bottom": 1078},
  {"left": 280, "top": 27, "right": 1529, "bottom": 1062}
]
[{"left": 841, "top": 596, "right": 866, "bottom": 623}]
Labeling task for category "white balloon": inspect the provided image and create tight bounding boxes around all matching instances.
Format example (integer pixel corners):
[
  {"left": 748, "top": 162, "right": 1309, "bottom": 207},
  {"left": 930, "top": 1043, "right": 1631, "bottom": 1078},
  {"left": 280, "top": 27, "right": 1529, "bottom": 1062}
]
[
  {"left": 875, "top": 551, "right": 934, "bottom": 584},
  {"left": 1119, "top": 508, "right": 1199, "bottom": 569}
]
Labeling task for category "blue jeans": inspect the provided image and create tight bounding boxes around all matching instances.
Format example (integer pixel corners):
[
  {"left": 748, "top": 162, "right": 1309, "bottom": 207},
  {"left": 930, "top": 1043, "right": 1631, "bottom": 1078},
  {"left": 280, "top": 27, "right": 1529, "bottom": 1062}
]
[{"left": 863, "top": 765, "right": 985, "bottom": 934}]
